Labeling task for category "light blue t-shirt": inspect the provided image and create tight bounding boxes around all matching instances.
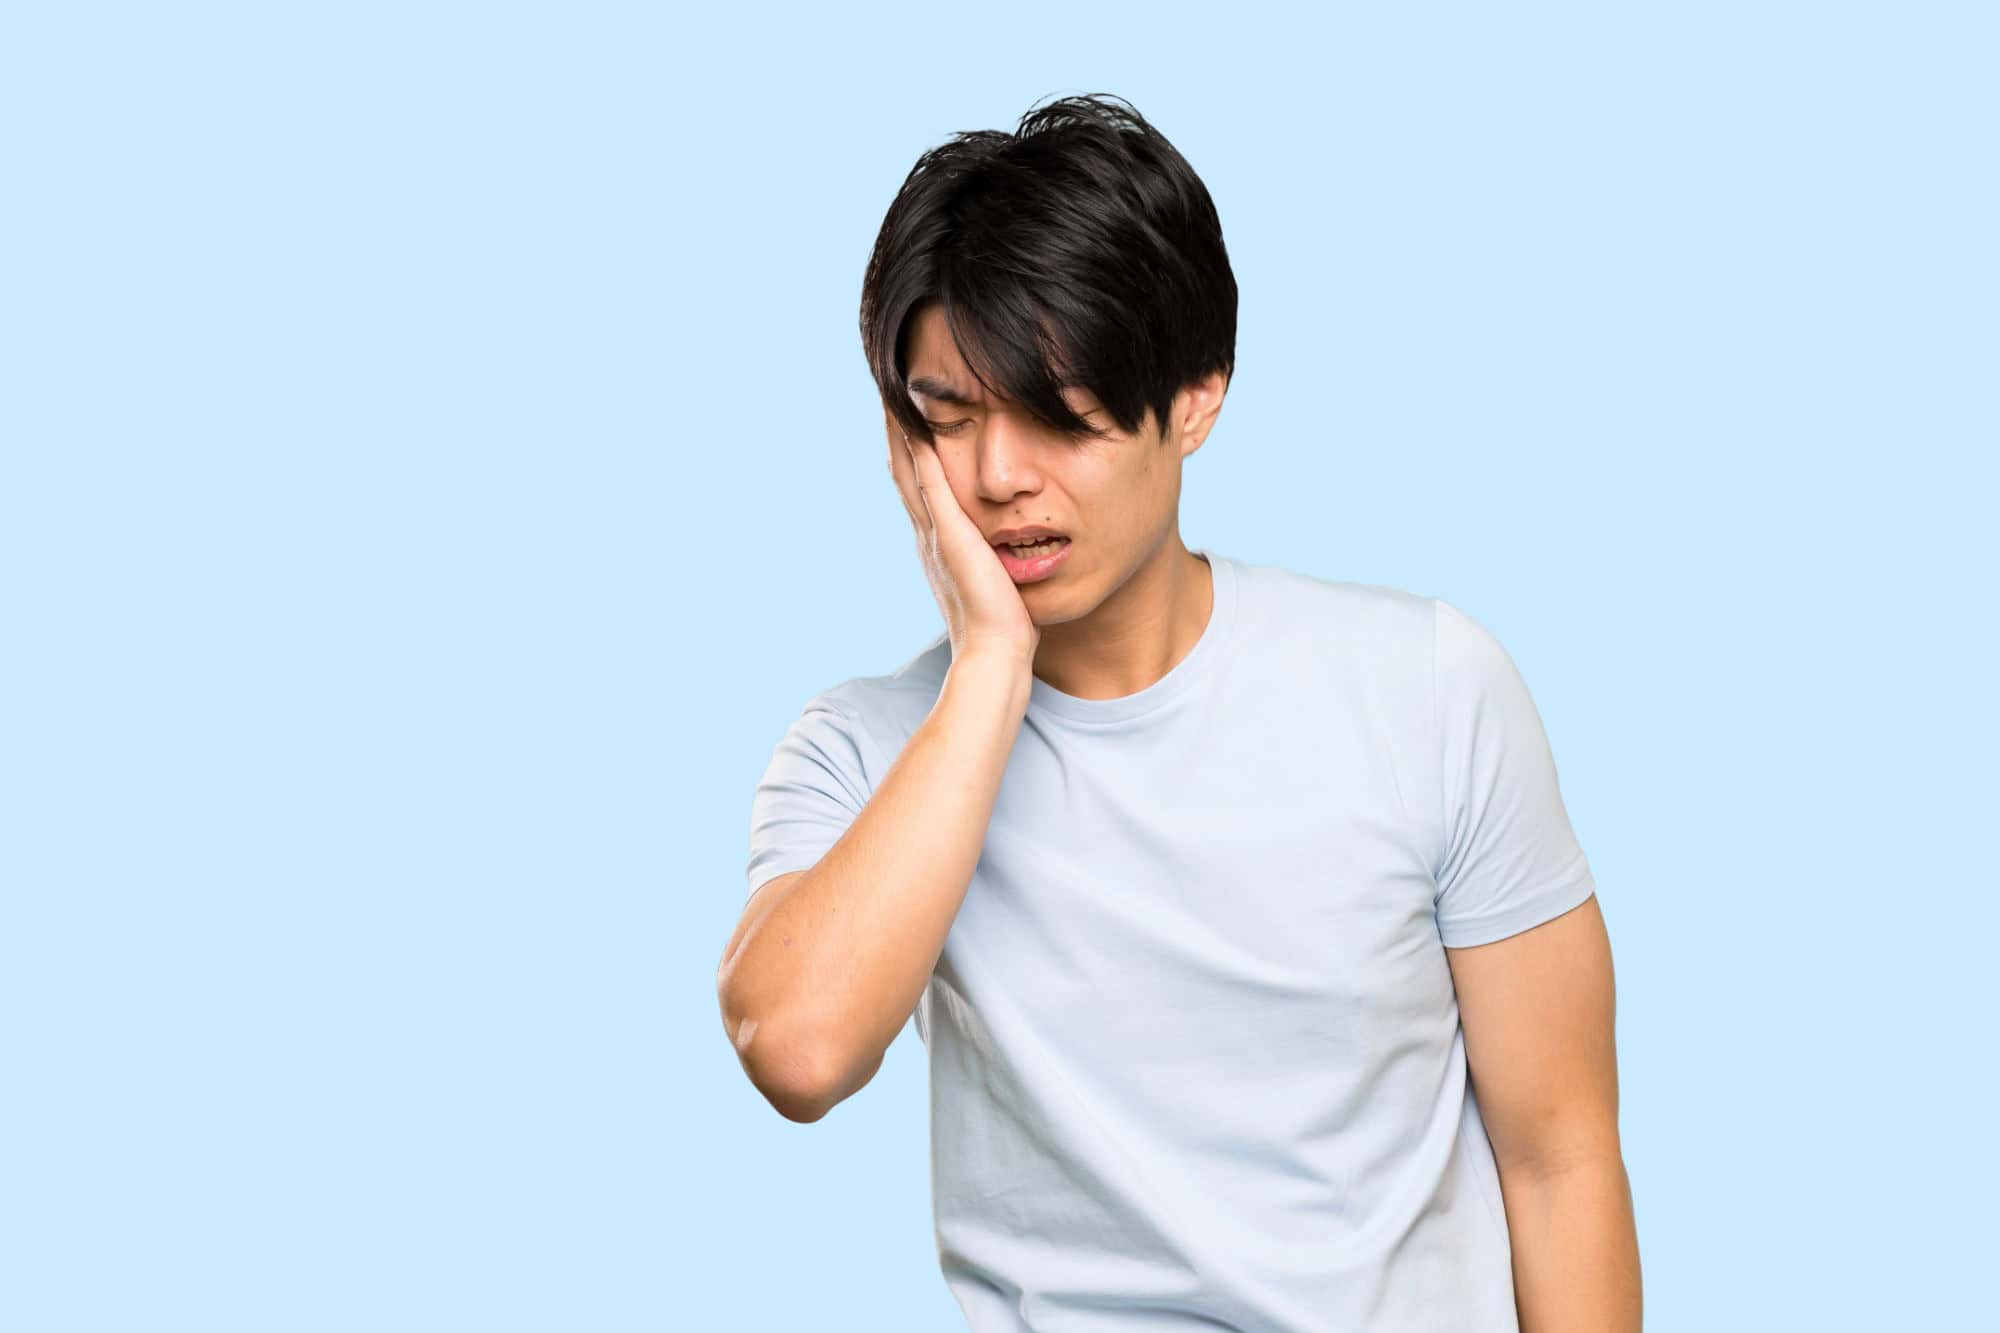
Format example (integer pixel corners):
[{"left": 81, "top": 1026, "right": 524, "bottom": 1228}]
[{"left": 744, "top": 550, "right": 1597, "bottom": 1332}]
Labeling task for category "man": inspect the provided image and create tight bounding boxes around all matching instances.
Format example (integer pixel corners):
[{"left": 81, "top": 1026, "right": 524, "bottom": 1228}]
[{"left": 718, "top": 93, "right": 1640, "bottom": 1332}]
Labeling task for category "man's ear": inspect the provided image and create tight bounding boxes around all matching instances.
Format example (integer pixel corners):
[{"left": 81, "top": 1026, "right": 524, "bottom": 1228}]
[{"left": 1173, "top": 370, "right": 1229, "bottom": 457}]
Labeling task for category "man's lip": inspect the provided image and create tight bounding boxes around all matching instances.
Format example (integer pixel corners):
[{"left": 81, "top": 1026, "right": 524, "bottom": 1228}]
[{"left": 988, "top": 529, "right": 1070, "bottom": 544}]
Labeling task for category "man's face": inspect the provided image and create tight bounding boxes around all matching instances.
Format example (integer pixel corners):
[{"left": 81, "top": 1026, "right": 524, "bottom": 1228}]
[{"left": 902, "top": 303, "right": 1198, "bottom": 624}]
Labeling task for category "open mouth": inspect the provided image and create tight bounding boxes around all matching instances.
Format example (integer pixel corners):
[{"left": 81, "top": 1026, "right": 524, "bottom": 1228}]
[
  {"left": 992, "top": 536, "right": 1070, "bottom": 558},
  {"left": 991, "top": 536, "right": 1073, "bottom": 583}
]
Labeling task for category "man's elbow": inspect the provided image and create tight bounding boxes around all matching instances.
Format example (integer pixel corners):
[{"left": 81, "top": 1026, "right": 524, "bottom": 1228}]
[
  {"left": 763, "top": 1042, "right": 888, "bottom": 1123},
  {"left": 766, "top": 1084, "right": 835, "bottom": 1124},
  {"left": 718, "top": 986, "right": 873, "bottom": 1124}
]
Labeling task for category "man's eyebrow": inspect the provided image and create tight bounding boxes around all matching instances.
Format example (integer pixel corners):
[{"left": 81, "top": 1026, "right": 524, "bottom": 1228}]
[
  {"left": 908, "top": 376, "right": 1089, "bottom": 408},
  {"left": 907, "top": 376, "right": 982, "bottom": 407}
]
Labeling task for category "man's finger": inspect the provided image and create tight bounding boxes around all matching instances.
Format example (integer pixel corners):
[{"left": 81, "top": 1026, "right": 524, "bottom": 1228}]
[
  {"left": 904, "top": 433, "right": 935, "bottom": 529},
  {"left": 884, "top": 416, "right": 929, "bottom": 533}
]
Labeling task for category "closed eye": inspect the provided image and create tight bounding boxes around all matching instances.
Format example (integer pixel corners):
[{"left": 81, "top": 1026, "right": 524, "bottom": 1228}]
[{"left": 926, "top": 412, "right": 1101, "bottom": 440}]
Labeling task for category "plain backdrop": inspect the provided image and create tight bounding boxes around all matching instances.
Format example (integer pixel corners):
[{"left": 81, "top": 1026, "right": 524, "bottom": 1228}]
[{"left": 5, "top": 3, "right": 1994, "bottom": 1330}]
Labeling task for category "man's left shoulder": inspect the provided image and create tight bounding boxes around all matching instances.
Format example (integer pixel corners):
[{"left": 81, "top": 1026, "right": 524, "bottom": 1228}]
[{"left": 1245, "top": 558, "right": 1436, "bottom": 641}]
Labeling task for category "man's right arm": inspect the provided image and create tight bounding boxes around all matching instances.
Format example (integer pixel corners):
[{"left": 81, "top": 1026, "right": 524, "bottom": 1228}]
[{"left": 717, "top": 650, "right": 1031, "bottom": 1122}]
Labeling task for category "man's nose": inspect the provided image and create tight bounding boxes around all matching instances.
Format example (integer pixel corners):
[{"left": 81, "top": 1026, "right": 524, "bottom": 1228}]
[{"left": 973, "top": 417, "right": 1045, "bottom": 500}]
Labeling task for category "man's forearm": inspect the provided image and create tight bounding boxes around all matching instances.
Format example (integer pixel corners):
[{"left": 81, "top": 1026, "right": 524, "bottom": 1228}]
[
  {"left": 1499, "top": 1154, "right": 1642, "bottom": 1333},
  {"left": 721, "top": 650, "right": 1033, "bottom": 1119}
]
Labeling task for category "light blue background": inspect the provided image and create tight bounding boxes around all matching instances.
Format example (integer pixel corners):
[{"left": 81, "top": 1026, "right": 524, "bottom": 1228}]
[{"left": 5, "top": 3, "right": 1992, "bottom": 1329}]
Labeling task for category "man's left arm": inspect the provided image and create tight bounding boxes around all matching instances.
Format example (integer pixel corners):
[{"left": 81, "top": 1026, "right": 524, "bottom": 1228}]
[{"left": 1446, "top": 893, "right": 1642, "bottom": 1333}]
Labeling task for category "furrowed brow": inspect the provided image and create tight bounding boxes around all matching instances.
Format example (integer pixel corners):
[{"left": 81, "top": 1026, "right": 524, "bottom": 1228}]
[
  {"left": 908, "top": 376, "right": 1097, "bottom": 412},
  {"left": 907, "top": 376, "right": 983, "bottom": 407}
]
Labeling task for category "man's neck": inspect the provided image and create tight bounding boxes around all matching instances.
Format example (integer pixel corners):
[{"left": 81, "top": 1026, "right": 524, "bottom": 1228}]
[{"left": 1030, "top": 541, "right": 1214, "bottom": 701}]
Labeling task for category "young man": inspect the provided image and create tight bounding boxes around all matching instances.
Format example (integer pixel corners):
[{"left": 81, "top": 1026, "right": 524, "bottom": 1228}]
[{"left": 719, "top": 94, "right": 1640, "bottom": 1332}]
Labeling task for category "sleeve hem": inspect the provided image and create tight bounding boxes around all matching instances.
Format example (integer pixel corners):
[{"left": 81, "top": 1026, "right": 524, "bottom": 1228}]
[{"left": 1436, "top": 870, "right": 1597, "bottom": 949}]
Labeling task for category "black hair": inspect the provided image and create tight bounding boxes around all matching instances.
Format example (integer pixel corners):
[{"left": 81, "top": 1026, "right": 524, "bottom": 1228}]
[{"left": 859, "top": 92, "right": 1237, "bottom": 447}]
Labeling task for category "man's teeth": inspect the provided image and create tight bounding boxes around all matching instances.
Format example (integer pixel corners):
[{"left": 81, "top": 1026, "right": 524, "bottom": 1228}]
[{"left": 1004, "top": 537, "right": 1066, "bottom": 556}]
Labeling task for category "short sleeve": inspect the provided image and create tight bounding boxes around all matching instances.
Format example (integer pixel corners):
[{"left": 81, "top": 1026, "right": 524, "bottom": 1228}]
[
  {"left": 1431, "top": 598, "right": 1596, "bottom": 948},
  {"left": 745, "top": 693, "right": 875, "bottom": 901}
]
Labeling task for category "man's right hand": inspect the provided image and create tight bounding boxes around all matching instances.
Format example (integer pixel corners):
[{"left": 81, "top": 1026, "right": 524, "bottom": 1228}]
[{"left": 885, "top": 405, "right": 1042, "bottom": 669}]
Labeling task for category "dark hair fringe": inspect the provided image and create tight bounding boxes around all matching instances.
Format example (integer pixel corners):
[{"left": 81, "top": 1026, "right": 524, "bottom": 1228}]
[{"left": 859, "top": 92, "right": 1237, "bottom": 448}]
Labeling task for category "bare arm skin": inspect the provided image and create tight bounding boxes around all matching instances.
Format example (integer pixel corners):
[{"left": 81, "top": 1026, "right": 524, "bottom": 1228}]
[
  {"left": 1446, "top": 893, "right": 1642, "bottom": 1331},
  {"left": 718, "top": 653, "right": 1029, "bottom": 1122}
]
